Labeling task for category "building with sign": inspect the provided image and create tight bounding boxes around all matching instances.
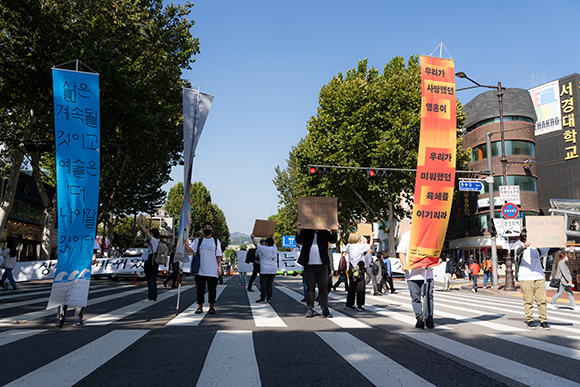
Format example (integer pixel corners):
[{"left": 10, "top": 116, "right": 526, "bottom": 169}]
[
  {"left": 449, "top": 88, "right": 540, "bottom": 261},
  {"left": 529, "top": 74, "right": 580, "bottom": 225}
]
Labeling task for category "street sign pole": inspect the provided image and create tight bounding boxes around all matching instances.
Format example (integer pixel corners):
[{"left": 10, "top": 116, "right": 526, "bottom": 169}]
[{"left": 486, "top": 133, "right": 499, "bottom": 291}]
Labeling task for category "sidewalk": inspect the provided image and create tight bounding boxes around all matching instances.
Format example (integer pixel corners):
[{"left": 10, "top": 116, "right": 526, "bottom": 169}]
[{"left": 455, "top": 277, "right": 580, "bottom": 304}]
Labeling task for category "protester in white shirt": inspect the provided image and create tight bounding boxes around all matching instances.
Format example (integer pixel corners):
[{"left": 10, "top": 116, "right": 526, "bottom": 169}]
[
  {"left": 251, "top": 234, "right": 278, "bottom": 303},
  {"left": 345, "top": 232, "right": 372, "bottom": 311}
]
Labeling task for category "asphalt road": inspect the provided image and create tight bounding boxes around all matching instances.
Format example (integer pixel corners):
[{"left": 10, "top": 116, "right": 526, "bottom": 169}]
[{"left": 1, "top": 275, "right": 580, "bottom": 387}]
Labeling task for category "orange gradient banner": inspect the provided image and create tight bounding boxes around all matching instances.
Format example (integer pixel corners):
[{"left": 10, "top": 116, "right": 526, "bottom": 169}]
[{"left": 406, "top": 56, "right": 456, "bottom": 270}]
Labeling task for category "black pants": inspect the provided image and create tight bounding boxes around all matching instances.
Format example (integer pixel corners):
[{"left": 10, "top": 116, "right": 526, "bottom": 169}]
[
  {"left": 259, "top": 274, "right": 276, "bottom": 300},
  {"left": 305, "top": 265, "right": 328, "bottom": 309},
  {"left": 385, "top": 275, "right": 396, "bottom": 293},
  {"left": 333, "top": 271, "right": 348, "bottom": 291},
  {"left": 346, "top": 270, "right": 366, "bottom": 307},
  {"left": 248, "top": 262, "right": 260, "bottom": 289},
  {"left": 164, "top": 262, "right": 180, "bottom": 287},
  {"left": 195, "top": 275, "right": 218, "bottom": 305}
]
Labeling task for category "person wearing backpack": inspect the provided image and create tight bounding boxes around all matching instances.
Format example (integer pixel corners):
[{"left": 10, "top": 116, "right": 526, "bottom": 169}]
[
  {"left": 247, "top": 240, "right": 264, "bottom": 292},
  {"left": 189, "top": 221, "right": 223, "bottom": 315},
  {"left": 468, "top": 260, "right": 480, "bottom": 293},
  {"left": 138, "top": 215, "right": 160, "bottom": 303},
  {"left": 345, "top": 232, "right": 372, "bottom": 312},
  {"left": 482, "top": 257, "right": 493, "bottom": 289}
]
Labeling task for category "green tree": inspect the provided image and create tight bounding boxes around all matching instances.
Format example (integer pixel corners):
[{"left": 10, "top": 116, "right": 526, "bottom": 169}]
[
  {"left": 274, "top": 57, "right": 469, "bottom": 251},
  {"left": 0, "top": 0, "right": 200, "bottom": 234},
  {"left": 164, "top": 181, "right": 230, "bottom": 251}
]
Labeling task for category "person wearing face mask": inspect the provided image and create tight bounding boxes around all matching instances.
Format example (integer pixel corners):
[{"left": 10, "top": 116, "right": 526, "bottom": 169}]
[
  {"left": 188, "top": 222, "right": 223, "bottom": 315},
  {"left": 547, "top": 251, "right": 579, "bottom": 311}
]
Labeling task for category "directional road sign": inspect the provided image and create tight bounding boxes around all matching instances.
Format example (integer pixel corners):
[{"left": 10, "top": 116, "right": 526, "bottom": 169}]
[
  {"left": 282, "top": 236, "right": 296, "bottom": 248},
  {"left": 459, "top": 181, "right": 484, "bottom": 192},
  {"left": 501, "top": 203, "right": 519, "bottom": 219}
]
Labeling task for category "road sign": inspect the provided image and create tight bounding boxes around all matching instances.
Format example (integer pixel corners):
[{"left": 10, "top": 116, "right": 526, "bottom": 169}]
[
  {"left": 282, "top": 236, "right": 296, "bottom": 248},
  {"left": 501, "top": 202, "right": 519, "bottom": 219},
  {"left": 499, "top": 185, "right": 521, "bottom": 205},
  {"left": 459, "top": 181, "right": 483, "bottom": 192},
  {"left": 503, "top": 219, "right": 521, "bottom": 236}
]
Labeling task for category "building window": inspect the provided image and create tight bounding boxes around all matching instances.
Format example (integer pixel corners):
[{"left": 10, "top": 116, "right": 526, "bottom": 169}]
[
  {"left": 466, "top": 116, "right": 534, "bottom": 132},
  {"left": 480, "top": 175, "right": 537, "bottom": 193},
  {"left": 471, "top": 140, "right": 535, "bottom": 162}
]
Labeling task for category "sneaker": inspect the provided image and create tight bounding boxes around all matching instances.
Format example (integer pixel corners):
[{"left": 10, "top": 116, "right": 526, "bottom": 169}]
[
  {"left": 540, "top": 322, "right": 550, "bottom": 330},
  {"left": 547, "top": 303, "right": 556, "bottom": 310},
  {"left": 194, "top": 307, "right": 203, "bottom": 314},
  {"left": 300, "top": 298, "right": 307, "bottom": 303},
  {"left": 266, "top": 298, "right": 271, "bottom": 303},
  {"left": 425, "top": 316, "right": 434, "bottom": 329},
  {"left": 356, "top": 306, "right": 365, "bottom": 312},
  {"left": 75, "top": 319, "right": 83, "bottom": 327},
  {"left": 415, "top": 316, "right": 425, "bottom": 329},
  {"left": 574, "top": 305, "right": 580, "bottom": 311},
  {"left": 55, "top": 319, "right": 64, "bottom": 329},
  {"left": 344, "top": 305, "right": 355, "bottom": 310},
  {"left": 142, "top": 299, "right": 156, "bottom": 303},
  {"left": 208, "top": 307, "right": 216, "bottom": 315},
  {"left": 305, "top": 308, "right": 314, "bottom": 318},
  {"left": 471, "top": 288, "right": 476, "bottom": 293},
  {"left": 247, "top": 288, "right": 255, "bottom": 292},
  {"left": 391, "top": 290, "right": 398, "bottom": 294},
  {"left": 255, "top": 298, "right": 266, "bottom": 303},
  {"left": 527, "top": 321, "right": 536, "bottom": 329},
  {"left": 322, "top": 309, "right": 333, "bottom": 318}
]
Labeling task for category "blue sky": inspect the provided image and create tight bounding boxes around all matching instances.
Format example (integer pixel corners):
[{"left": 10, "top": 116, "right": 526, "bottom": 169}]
[{"left": 161, "top": 0, "right": 580, "bottom": 235}]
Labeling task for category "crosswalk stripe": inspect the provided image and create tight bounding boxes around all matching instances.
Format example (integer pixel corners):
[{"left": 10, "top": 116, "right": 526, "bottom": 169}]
[
  {"left": 166, "top": 285, "right": 226, "bottom": 326},
  {"left": 0, "top": 286, "right": 146, "bottom": 326},
  {"left": 489, "top": 333, "right": 580, "bottom": 360},
  {"left": 403, "top": 332, "right": 580, "bottom": 387},
  {"left": 196, "top": 330, "right": 261, "bottom": 387},
  {"left": 4, "top": 330, "right": 149, "bottom": 387},
  {"left": 245, "top": 285, "right": 286, "bottom": 327},
  {"left": 0, "top": 284, "right": 132, "bottom": 311},
  {"left": 85, "top": 285, "right": 194, "bottom": 326},
  {"left": 276, "top": 285, "right": 371, "bottom": 328},
  {"left": 0, "top": 329, "right": 47, "bottom": 347},
  {"left": 317, "top": 332, "right": 434, "bottom": 386}
]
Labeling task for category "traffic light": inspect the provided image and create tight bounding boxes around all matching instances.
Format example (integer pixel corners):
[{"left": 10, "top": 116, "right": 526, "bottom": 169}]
[
  {"left": 307, "top": 166, "right": 332, "bottom": 175},
  {"left": 367, "top": 169, "right": 391, "bottom": 178}
]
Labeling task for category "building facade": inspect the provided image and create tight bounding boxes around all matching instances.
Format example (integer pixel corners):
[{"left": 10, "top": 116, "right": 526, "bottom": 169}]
[{"left": 449, "top": 88, "right": 539, "bottom": 261}]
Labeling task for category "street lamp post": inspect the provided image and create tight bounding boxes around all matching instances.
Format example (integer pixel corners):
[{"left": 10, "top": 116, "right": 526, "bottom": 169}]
[{"left": 456, "top": 72, "right": 516, "bottom": 291}]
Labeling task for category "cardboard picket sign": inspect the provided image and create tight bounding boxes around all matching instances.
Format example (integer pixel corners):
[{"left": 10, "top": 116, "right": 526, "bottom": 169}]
[
  {"left": 357, "top": 223, "right": 373, "bottom": 237},
  {"left": 525, "top": 215, "right": 566, "bottom": 248},
  {"left": 252, "top": 220, "right": 277, "bottom": 238},
  {"left": 297, "top": 197, "right": 338, "bottom": 230}
]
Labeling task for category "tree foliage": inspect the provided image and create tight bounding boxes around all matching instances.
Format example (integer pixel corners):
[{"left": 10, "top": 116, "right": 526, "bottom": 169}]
[
  {"left": 0, "top": 0, "right": 200, "bottom": 230},
  {"left": 274, "top": 56, "right": 470, "bottom": 243},
  {"left": 165, "top": 181, "right": 230, "bottom": 251}
]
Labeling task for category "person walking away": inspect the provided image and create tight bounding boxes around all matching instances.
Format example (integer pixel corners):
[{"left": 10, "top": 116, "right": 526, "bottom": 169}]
[
  {"left": 326, "top": 242, "right": 335, "bottom": 294},
  {"left": 188, "top": 222, "right": 223, "bottom": 314},
  {"left": 365, "top": 250, "right": 381, "bottom": 295},
  {"left": 247, "top": 240, "right": 264, "bottom": 292},
  {"left": 548, "top": 251, "right": 579, "bottom": 310},
  {"left": 345, "top": 232, "right": 372, "bottom": 312},
  {"left": 138, "top": 215, "right": 160, "bottom": 303},
  {"left": 295, "top": 221, "right": 338, "bottom": 318},
  {"left": 469, "top": 260, "right": 480, "bottom": 293},
  {"left": 164, "top": 244, "right": 179, "bottom": 288},
  {"left": 251, "top": 235, "right": 278, "bottom": 304},
  {"left": 482, "top": 257, "right": 493, "bottom": 289},
  {"left": 332, "top": 251, "right": 349, "bottom": 291},
  {"left": 376, "top": 252, "right": 388, "bottom": 293},
  {"left": 397, "top": 230, "right": 439, "bottom": 329},
  {"left": 444, "top": 257, "right": 454, "bottom": 291},
  {"left": 1, "top": 240, "right": 18, "bottom": 291},
  {"left": 383, "top": 254, "right": 397, "bottom": 293},
  {"left": 515, "top": 230, "right": 550, "bottom": 330}
]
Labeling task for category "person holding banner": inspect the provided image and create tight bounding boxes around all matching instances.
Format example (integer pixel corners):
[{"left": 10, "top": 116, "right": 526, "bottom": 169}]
[
  {"left": 345, "top": 232, "right": 372, "bottom": 312},
  {"left": 137, "top": 215, "right": 160, "bottom": 303},
  {"left": 397, "top": 230, "right": 438, "bottom": 329},
  {"left": 295, "top": 221, "right": 338, "bottom": 318}
]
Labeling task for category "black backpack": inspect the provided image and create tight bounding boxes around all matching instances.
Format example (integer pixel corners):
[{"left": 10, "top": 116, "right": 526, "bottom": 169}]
[{"left": 245, "top": 248, "right": 257, "bottom": 264}]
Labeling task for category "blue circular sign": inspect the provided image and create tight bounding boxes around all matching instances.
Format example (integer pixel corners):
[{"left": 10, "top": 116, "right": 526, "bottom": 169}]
[{"left": 501, "top": 203, "right": 519, "bottom": 219}]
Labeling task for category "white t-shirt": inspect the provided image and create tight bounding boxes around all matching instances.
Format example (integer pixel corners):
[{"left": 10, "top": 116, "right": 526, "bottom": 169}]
[
  {"left": 190, "top": 237, "right": 223, "bottom": 278},
  {"left": 346, "top": 243, "right": 371, "bottom": 267},
  {"left": 257, "top": 244, "right": 278, "bottom": 274},
  {"left": 149, "top": 238, "right": 159, "bottom": 254},
  {"left": 517, "top": 242, "right": 548, "bottom": 281},
  {"left": 396, "top": 230, "right": 433, "bottom": 281}
]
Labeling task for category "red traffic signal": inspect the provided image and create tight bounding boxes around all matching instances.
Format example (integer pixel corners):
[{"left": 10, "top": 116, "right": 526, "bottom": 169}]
[
  {"left": 307, "top": 166, "right": 332, "bottom": 175},
  {"left": 367, "top": 169, "right": 390, "bottom": 178}
]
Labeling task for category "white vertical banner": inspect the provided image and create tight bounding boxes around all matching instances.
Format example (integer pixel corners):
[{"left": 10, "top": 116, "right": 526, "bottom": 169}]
[{"left": 175, "top": 87, "right": 214, "bottom": 260}]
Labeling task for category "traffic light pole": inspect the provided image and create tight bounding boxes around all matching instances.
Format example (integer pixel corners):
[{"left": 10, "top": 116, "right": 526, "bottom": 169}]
[{"left": 307, "top": 165, "right": 491, "bottom": 175}]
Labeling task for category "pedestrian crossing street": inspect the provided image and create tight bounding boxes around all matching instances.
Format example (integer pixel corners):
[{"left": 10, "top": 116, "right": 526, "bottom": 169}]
[{"left": 1, "top": 276, "right": 580, "bottom": 386}]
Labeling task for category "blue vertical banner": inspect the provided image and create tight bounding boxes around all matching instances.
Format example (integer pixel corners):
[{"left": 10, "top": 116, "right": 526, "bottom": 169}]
[{"left": 47, "top": 68, "right": 100, "bottom": 309}]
